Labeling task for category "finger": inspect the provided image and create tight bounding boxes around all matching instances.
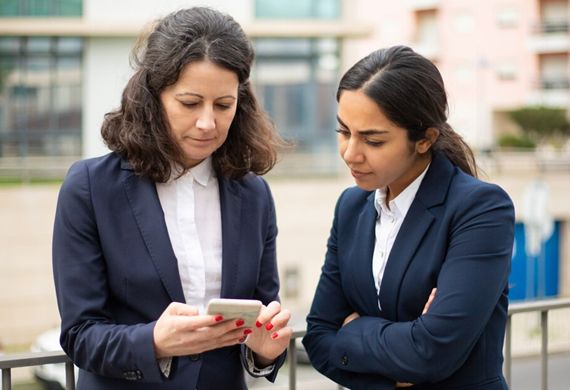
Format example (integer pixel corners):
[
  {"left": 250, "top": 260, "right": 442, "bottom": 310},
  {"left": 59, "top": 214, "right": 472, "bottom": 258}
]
[
  {"left": 256, "top": 301, "right": 281, "bottom": 330},
  {"left": 265, "top": 308, "right": 291, "bottom": 330},
  {"left": 422, "top": 288, "right": 437, "bottom": 315},
  {"left": 166, "top": 302, "right": 199, "bottom": 317},
  {"left": 267, "top": 325, "right": 293, "bottom": 341},
  {"left": 172, "top": 313, "right": 225, "bottom": 332}
]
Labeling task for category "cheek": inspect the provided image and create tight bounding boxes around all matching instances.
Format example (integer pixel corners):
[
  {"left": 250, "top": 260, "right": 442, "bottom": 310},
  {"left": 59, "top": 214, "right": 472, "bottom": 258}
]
[{"left": 337, "top": 137, "right": 347, "bottom": 156}]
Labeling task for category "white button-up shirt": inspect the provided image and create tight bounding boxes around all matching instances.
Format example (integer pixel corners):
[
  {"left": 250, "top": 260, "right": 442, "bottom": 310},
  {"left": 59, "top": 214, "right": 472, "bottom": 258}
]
[
  {"left": 156, "top": 157, "right": 222, "bottom": 313},
  {"left": 372, "top": 164, "right": 430, "bottom": 309}
]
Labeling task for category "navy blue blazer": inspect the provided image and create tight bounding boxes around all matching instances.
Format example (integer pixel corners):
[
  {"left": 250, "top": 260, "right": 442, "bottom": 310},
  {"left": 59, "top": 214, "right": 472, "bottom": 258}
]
[
  {"left": 52, "top": 152, "right": 285, "bottom": 390},
  {"left": 303, "top": 153, "right": 515, "bottom": 390}
]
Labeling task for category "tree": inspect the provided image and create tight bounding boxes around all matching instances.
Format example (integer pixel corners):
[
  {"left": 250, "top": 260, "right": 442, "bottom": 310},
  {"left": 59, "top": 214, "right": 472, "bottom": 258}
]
[{"left": 507, "top": 106, "right": 570, "bottom": 143}]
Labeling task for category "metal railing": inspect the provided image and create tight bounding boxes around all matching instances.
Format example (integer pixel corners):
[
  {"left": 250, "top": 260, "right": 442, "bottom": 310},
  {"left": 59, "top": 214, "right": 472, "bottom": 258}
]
[
  {"left": 0, "top": 350, "right": 75, "bottom": 390},
  {"left": 504, "top": 297, "right": 570, "bottom": 390},
  {"left": 2, "top": 297, "right": 570, "bottom": 390}
]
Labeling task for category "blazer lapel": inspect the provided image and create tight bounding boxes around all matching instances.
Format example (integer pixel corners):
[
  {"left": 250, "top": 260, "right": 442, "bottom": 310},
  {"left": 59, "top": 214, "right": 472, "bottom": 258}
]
[
  {"left": 218, "top": 177, "right": 242, "bottom": 298},
  {"left": 121, "top": 163, "right": 185, "bottom": 303},
  {"left": 351, "top": 193, "right": 382, "bottom": 316},
  {"left": 378, "top": 153, "right": 453, "bottom": 320}
]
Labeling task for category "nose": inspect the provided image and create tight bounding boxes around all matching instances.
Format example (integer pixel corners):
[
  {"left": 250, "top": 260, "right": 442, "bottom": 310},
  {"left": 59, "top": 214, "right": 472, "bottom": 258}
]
[
  {"left": 196, "top": 107, "right": 215, "bottom": 131},
  {"left": 341, "top": 137, "right": 364, "bottom": 164}
]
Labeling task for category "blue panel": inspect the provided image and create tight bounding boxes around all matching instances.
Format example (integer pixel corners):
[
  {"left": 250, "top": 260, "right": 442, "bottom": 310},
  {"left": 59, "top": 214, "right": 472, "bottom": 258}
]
[{"left": 509, "top": 221, "right": 560, "bottom": 301}]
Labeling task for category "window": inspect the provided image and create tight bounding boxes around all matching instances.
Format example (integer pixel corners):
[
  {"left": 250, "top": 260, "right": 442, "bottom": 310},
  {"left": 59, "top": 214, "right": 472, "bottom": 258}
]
[
  {"left": 0, "top": 37, "right": 83, "bottom": 158},
  {"left": 0, "top": 0, "right": 82, "bottom": 17},
  {"left": 255, "top": 0, "right": 340, "bottom": 19},
  {"left": 253, "top": 38, "right": 340, "bottom": 174}
]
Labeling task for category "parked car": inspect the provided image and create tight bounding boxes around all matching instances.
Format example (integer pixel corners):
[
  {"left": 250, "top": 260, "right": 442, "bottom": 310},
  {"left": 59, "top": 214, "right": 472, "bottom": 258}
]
[{"left": 31, "top": 328, "right": 77, "bottom": 390}]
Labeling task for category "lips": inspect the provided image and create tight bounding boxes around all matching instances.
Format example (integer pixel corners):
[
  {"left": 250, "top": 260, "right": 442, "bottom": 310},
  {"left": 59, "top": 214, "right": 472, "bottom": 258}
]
[{"left": 350, "top": 169, "right": 371, "bottom": 179}]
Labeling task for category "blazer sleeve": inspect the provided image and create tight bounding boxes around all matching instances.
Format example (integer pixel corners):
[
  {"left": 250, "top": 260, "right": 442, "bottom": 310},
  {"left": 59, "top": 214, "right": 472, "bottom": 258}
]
[
  {"left": 52, "top": 161, "right": 164, "bottom": 383},
  {"left": 302, "top": 190, "right": 395, "bottom": 390},
  {"left": 241, "top": 176, "right": 286, "bottom": 382},
  {"left": 328, "top": 183, "right": 514, "bottom": 384}
]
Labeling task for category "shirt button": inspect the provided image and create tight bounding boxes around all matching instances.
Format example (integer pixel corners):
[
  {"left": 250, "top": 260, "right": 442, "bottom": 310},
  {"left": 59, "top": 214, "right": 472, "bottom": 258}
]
[{"left": 341, "top": 355, "right": 349, "bottom": 366}]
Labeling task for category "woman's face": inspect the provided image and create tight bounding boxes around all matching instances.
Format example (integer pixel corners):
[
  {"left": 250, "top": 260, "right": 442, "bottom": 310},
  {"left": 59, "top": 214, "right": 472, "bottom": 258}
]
[
  {"left": 160, "top": 60, "right": 239, "bottom": 168},
  {"left": 337, "top": 89, "right": 431, "bottom": 198}
]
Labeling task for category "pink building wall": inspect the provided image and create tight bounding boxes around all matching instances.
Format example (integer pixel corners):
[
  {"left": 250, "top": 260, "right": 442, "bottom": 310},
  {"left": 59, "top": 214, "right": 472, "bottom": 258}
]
[{"left": 344, "top": 0, "right": 566, "bottom": 150}]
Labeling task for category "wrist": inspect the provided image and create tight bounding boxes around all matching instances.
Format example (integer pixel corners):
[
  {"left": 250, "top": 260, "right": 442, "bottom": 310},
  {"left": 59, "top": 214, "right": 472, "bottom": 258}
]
[{"left": 252, "top": 352, "right": 274, "bottom": 368}]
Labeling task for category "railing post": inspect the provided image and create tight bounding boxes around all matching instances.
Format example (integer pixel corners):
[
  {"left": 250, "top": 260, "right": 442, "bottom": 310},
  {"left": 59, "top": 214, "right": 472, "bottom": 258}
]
[
  {"left": 65, "top": 360, "right": 76, "bottom": 390},
  {"left": 288, "top": 336, "right": 297, "bottom": 390},
  {"left": 2, "top": 368, "right": 12, "bottom": 390},
  {"left": 541, "top": 310, "right": 548, "bottom": 390},
  {"left": 504, "top": 314, "right": 511, "bottom": 387}
]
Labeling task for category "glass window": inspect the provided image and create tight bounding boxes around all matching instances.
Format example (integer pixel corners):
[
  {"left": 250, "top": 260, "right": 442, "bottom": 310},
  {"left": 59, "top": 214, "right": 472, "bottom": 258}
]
[
  {"left": 255, "top": 0, "right": 340, "bottom": 19},
  {"left": 253, "top": 38, "right": 340, "bottom": 174},
  {"left": 0, "top": 0, "right": 82, "bottom": 17},
  {"left": 0, "top": 37, "right": 83, "bottom": 159}
]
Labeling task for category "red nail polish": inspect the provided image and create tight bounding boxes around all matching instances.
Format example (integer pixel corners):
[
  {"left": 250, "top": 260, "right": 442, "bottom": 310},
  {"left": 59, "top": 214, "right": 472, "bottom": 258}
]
[
  {"left": 265, "top": 323, "right": 273, "bottom": 331},
  {"left": 243, "top": 329, "right": 252, "bottom": 335},
  {"left": 214, "top": 315, "right": 224, "bottom": 322},
  {"left": 271, "top": 332, "right": 278, "bottom": 339},
  {"left": 255, "top": 321, "right": 263, "bottom": 328},
  {"left": 239, "top": 337, "right": 246, "bottom": 343},
  {"left": 235, "top": 319, "right": 245, "bottom": 327}
]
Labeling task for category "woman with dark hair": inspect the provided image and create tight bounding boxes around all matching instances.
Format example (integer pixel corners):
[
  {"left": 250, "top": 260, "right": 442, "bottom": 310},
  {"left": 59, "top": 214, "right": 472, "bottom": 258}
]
[
  {"left": 303, "top": 46, "right": 514, "bottom": 389},
  {"left": 53, "top": 7, "right": 291, "bottom": 389}
]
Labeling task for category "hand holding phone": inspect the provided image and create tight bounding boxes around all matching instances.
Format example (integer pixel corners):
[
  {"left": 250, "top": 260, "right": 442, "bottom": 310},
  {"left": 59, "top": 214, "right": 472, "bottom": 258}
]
[{"left": 206, "top": 298, "right": 262, "bottom": 327}]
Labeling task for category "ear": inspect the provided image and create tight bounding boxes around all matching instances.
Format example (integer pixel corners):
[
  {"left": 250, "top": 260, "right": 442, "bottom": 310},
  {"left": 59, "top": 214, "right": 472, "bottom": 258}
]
[{"left": 415, "top": 127, "right": 440, "bottom": 154}]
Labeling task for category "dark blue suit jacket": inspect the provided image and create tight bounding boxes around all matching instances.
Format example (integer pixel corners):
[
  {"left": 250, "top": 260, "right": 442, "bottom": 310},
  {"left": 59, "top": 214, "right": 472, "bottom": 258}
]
[
  {"left": 52, "top": 152, "right": 284, "bottom": 389},
  {"left": 303, "top": 153, "right": 515, "bottom": 390}
]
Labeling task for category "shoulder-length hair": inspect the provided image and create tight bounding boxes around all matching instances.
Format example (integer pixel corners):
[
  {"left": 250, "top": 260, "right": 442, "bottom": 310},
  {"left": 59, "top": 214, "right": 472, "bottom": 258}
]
[
  {"left": 337, "top": 45, "right": 477, "bottom": 177},
  {"left": 101, "top": 7, "right": 284, "bottom": 182}
]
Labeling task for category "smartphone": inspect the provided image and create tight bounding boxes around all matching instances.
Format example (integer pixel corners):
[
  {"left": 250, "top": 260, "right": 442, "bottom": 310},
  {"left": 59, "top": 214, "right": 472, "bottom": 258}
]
[{"left": 206, "top": 298, "right": 262, "bottom": 327}]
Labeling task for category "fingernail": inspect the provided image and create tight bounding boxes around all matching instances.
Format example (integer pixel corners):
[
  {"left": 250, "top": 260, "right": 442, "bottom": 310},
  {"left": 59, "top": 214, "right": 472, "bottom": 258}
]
[
  {"left": 255, "top": 320, "right": 263, "bottom": 328},
  {"left": 214, "top": 315, "right": 224, "bottom": 322},
  {"left": 235, "top": 319, "right": 245, "bottom": 327},
  {"left": 271, "top": 332, "right": 278, "bottom": 339},
  {"left": 265, "top": 323, "right": 273, "bottom": 331},
  {"left": 243, "top": 328, "right": 252, "bottom": 335},
  {"left": 238, "top": 337, "right": 246, "bottom": 343}
]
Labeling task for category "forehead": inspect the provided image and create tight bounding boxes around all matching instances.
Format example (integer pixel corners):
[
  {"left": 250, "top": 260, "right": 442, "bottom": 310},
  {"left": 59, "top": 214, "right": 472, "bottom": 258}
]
[
  {"left": 337, "top": 90, "right": 395, "bottom": 130},
  {"left": 172, "top": 60, "right": 239, "bottom": 94}
]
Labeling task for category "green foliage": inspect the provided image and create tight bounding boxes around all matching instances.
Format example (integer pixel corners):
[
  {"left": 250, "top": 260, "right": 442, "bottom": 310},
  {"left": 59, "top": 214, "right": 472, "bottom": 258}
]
[
  {"left": 507, "top": 106, "right": 570, "bottom": 141},
  {"left": 498, "top": 134, "right": 536, "bottom": 149}
]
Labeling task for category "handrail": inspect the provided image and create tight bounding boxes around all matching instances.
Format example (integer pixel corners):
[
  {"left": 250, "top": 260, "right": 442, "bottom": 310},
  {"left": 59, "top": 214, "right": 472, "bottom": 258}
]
[
  {"left": 0, "top": 351, "right": 75, "bottom": 390},
  {"left": 1, "top": 297, "right": 569, "bottom": 390},
  {"left": 504, "top": 297, "right": 570, "bottom": 390}
]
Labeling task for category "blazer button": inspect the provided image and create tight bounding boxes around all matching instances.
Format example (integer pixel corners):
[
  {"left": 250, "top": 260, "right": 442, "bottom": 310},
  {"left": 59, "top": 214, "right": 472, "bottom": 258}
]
[
  {"left": 341, "top": 355, "right": 348, "bottom": 366},
  {"left": 189, "top": 354, "right": 202, "bottom": 361}
]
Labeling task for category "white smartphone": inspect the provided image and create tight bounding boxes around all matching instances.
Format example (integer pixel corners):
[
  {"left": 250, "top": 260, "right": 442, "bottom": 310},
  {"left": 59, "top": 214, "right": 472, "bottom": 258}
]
[{"left": 206, "top": 298, "right": 262, "bottom": 327}]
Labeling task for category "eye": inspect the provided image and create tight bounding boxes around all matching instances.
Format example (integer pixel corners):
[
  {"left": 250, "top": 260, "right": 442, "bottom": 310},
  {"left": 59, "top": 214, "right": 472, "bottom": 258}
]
[
  {"left": 335, "top": 128, "right": 350, "bottom": 137},
  {"left": 365, "top": 140, "right": 385, "bottom": 147},
  {"left": 180, "top": 101, "right": 199, "bottom": 108},
  {"left": 216, "top": 103, "right": 232, "bottom": 110}
]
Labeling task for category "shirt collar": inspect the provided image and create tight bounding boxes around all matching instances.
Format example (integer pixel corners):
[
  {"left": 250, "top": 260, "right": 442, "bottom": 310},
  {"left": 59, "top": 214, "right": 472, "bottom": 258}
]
[
  {"left": 190, "top": 157, "right": 214, "bottom": 187},
  {"left": 374, "top": 163, "right": 430, "bottom": 218},
  {"left": 171, "top": 157, "right": 214, "bottom": 187}
]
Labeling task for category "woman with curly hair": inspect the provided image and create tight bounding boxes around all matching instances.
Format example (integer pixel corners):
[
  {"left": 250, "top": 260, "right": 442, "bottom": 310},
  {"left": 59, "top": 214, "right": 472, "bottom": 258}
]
[{"left": 53, "top": 7, "right": 291, "bottom": 389}]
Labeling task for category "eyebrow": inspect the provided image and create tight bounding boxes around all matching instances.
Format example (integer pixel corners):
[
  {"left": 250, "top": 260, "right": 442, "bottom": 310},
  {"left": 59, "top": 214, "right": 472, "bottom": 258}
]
[
  {"left": 336, "top": 115, "right": 389, "bottom": 135},
  {"left": 175, "top": 92, "right": 237, "bottom": 100}
]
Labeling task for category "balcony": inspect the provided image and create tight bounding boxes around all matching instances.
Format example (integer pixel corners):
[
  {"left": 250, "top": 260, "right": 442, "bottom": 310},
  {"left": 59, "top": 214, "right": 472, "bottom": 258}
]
[
  {"left": 529, "top": 21, "right": 570, "bottom": 53},
  {"left": 528, "top": 77, "right": 570, "bottom": 106},
  {"left": 406, "top": 0, "right": 440, "bottom": 10}
]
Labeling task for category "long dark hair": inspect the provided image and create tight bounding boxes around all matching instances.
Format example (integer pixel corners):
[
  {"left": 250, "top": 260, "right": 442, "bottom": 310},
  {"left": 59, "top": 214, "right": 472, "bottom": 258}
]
[
  {"left": 101, "top": 7, "right": 284, "bottom": 181},
  {"left": 337, "top": 45, "right": 477, "bottom": 177}
]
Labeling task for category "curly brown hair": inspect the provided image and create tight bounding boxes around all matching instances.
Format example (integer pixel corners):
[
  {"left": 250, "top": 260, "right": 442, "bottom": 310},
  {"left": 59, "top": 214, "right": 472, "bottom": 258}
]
[{"left": 101, "top": 7, "right": 284, "bottom": 182}]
